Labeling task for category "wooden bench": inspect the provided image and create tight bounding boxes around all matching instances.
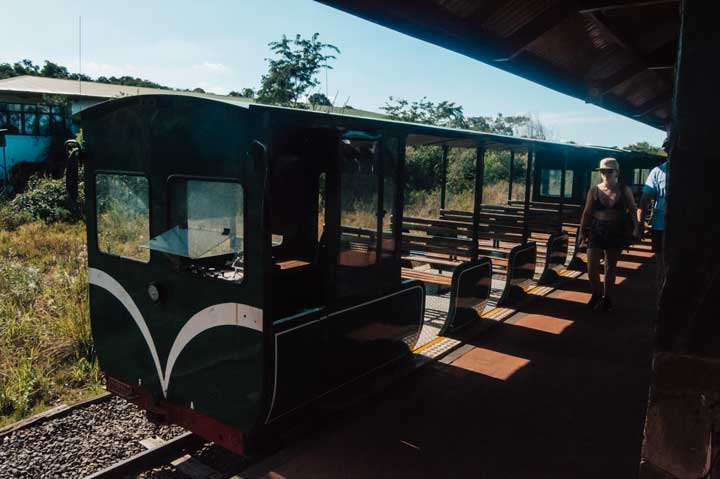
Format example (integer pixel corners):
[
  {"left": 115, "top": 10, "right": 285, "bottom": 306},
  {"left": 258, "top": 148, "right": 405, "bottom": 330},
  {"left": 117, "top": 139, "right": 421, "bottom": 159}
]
[
  {"left": 439, "top": 207, "right": 568, "bottom": 286},
  {"left": 401, "top": 215, "right": 537, "bottom": 306}
]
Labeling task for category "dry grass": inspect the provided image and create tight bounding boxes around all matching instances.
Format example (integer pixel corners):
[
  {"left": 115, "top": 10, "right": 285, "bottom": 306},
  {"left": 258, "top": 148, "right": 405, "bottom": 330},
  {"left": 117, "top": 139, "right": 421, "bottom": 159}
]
[{"left": 0, "top": 221, "right": 101, "bottom": 427}]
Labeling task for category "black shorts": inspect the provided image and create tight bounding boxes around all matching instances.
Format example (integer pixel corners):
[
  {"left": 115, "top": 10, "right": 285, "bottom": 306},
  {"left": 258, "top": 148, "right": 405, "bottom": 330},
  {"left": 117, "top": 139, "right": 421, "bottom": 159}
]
[{"left": 588, "top": 218, "right": 628, "bottom": 251}]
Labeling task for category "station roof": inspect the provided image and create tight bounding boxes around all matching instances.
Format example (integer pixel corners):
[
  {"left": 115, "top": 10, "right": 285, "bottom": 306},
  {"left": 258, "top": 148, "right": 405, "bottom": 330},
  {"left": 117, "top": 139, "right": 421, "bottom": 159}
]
[{"left": 317, "top": 0, "right": 679, "bottom": 130}]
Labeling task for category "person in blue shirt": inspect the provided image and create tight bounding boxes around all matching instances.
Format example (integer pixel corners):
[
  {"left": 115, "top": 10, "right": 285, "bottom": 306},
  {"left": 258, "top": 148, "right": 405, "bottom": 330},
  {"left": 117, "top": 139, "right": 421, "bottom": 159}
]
[{"left": 638, "top": 136, "right": 669, "bottom": 287}]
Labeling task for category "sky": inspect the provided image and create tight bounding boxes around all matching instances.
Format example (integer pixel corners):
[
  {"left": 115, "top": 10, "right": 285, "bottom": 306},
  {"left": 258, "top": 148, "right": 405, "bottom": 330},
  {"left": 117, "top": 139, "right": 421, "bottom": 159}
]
[{"left": 4, "top": 0, "right": 665, "bottom": 148}]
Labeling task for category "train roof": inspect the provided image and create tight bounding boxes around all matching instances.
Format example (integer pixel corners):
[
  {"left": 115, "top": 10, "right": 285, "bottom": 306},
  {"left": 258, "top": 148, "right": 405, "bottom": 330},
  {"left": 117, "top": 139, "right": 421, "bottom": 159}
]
[{"left": 74, "top": 94, "right": 663, "bottom": 161}]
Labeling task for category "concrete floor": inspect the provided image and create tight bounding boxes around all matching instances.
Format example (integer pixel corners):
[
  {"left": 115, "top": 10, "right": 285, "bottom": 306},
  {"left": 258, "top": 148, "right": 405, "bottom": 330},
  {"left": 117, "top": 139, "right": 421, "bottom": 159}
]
[{"left": 241, "top": 244, "right": 657, "bottom": 479}]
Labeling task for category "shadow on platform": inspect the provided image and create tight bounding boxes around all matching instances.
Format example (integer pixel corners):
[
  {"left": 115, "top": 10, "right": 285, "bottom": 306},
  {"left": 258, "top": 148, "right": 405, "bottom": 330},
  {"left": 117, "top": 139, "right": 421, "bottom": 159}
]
[{"left": 243, "top": 247, "right": 657, "bottom": 479}]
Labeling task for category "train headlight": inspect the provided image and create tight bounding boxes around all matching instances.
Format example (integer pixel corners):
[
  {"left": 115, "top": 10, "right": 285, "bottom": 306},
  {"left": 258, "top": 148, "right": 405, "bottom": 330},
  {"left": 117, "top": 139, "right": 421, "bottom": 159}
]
[{"left": 147, "top": 283, "right": 161, "bottom": 303}]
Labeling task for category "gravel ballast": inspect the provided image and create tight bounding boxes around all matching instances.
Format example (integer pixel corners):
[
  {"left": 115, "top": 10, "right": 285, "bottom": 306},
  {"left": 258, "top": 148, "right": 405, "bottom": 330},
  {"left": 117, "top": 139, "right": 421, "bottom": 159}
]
[{"left": 0, "top": 396, "right": 185, "bottom": 479}]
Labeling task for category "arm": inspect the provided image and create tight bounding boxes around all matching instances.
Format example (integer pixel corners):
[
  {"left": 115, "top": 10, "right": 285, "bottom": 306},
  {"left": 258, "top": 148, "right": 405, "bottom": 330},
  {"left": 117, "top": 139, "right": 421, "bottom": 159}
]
[
  {"left": 624, "top": 186, "right": 641, "bottom": 240},
  {"left": 578, "top": 186, "right": 595, "bottom": 246},
  {"left": 637, "top": 191, "right": 655, "bottom": 225},
  {"left": 637, "top": 168, "right": 658, "bottom": 226}
]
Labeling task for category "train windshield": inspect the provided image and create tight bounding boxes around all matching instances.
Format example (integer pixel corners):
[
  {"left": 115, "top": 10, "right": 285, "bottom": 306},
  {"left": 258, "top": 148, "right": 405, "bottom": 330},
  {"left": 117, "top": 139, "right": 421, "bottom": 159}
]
[{"left": 145, "top": 179, "right": 244, "bottom": 260}]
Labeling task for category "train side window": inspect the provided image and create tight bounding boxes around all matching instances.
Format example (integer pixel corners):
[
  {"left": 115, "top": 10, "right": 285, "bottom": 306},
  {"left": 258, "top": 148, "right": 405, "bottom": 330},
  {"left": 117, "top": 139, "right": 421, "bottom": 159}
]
[
  {"left": 339, "top": 136, "right": 379, "bottom": 267},
  {"left": 633, "top": 168, "right": 652, "bottom": 185},
  {"left": 95, "top": 173, "right": 150, "bottom": 263},
  {"left": 540, "top": 169, "right": 573, "bottom": 198}
]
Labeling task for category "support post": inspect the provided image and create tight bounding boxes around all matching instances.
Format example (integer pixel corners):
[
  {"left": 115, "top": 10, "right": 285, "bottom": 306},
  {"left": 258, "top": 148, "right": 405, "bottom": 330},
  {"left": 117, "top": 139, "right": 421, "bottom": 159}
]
[
  {"left": 440, "top": 144, "right": 449, "bottom": 210},
  {"left": 558, "top": 151, "right": 567, "bottom": 234},
  {"left": 472, "top": 145, "right": 485, "bottom": 260},
  {"left": 508, "top": 149, "right": 515, "bottom": 203},
  {"left": 640, "top": 2, "right": 720, "bottom": 477},
  {"left": 522, "top": 145, "right": 534, "bottom": 243}
]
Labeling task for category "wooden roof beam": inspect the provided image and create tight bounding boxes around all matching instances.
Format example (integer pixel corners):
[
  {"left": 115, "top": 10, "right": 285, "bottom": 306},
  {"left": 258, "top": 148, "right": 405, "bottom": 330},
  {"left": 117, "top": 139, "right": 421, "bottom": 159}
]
[
  {"left": 578, "top": 0, "right": 679, "bottom": 14},
  {"left": 495, "top": 0, "right": 578, "bottom": 61},
  {"left": 594, "top": 39, "right": 677, "bottom": 96},
  {"left": 586, "top": 11, "right": 638, "bottom": 50},
  {"left": 633, "top": 93, "right": 672, "bottom": 117}
]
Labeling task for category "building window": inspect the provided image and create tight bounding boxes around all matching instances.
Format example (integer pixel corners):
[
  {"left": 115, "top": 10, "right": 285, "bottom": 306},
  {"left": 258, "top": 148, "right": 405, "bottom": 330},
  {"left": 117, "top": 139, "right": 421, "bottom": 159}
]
[
  {"left": 540, "top": 169, "right": 573, "bottom": 198},
  {"left": 0, "top": 103, "right": 66, "bottom": 136}
]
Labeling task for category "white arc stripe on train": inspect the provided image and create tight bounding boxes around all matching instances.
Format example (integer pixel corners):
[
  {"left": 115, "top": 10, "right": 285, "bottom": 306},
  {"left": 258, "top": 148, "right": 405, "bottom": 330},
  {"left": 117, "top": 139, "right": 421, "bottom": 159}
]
[{"left": 88, "top": 268, "right": 263, "bottom": 397}]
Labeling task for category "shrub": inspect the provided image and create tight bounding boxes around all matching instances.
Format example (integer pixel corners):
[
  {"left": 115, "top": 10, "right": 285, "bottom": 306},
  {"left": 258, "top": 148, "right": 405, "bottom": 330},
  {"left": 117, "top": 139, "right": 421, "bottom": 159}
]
[
  {"left": 0, "top": 200, "right": 33, "bottom": 231},
  {"left": 10, "top": 175, "right": 83, "bottom": 224},
  {"left": 0, "top": 258, "right": 41, "bottom": 309}
]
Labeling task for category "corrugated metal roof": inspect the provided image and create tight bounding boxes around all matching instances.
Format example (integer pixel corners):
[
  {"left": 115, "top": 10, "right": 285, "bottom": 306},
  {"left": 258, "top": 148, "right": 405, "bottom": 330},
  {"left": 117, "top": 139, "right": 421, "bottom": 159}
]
[
  {"left": 0, "top": 75, "right": 251, "bottom": 102},
  {"left": 0, "top": 75, "right": 387, "bottom": 120}
]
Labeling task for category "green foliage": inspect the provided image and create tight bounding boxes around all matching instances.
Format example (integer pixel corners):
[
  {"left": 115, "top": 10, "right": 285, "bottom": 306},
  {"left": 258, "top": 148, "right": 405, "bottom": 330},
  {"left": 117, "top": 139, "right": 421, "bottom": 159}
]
[
  {"left": 257, "top": 33, "right": 340, "bottom": 107},
  {"left": 10, "top": 175, "right": 84, "bottom": 224},
  {"left": 0, "top": 258, "right": 41, "bottom": 309},
  {"left": 0, "top": 57, "right": 166, "bottom": 87},
  {"left": 229, "top": 88, "right": 256, "bottom": 98},
  {"left": 308, "top": 92, "right": 332, "bottom": 106},
  {"left": 624, "top": 141, "right": 665, "bottom": 156},
  {"left": 0, "top": 222, "right": 99, "bottom": 424},
  {"left": 382, "top": 96, "right": 533, "bottom": 136},
  {"left": 95, "top": 75, "right": 169, "bottom": 89},
  {"left": 405, "top": 146, "right": 444, "bottom": 192},
  {"left": 382, "top": 97, "right": 466, "bottom": 128}
]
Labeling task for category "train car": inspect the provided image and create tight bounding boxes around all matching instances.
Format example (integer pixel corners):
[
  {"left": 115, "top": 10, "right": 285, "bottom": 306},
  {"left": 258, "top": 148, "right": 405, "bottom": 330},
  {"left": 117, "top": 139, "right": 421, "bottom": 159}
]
[{"left": 76, "top": 95, "right": 663, "bottom": 454}]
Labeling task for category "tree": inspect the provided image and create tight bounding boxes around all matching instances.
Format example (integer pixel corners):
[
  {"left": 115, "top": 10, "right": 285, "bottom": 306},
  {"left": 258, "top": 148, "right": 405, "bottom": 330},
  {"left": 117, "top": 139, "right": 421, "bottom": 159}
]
[
  {"left": 12, "top": 59, "right": 40, "bottom": 76},
  {"left": 308, "top": 92, "right": 332, "bottom": 107},
  {"left": 96, "top": 75, "right": 170, "bottom": 89},
  {"left": 382, "top": 96, "right": 536, "bottom": 136},
  {"left": 257, "top": 33, "right": 340, "bottom": 107},
  {"left": 382, "top": 97, "right": 466, "bottom": 128},
  {"left": 192, "top": 87, "right": 206, "bottom": 94},
  {"left": 229, "top": 88, "right": 255, "bottom": 98},
  {"left": 0, "top": 63, "right": 15, "bottom": 79},
  {"left": 624, "top": 141, "right": 665, "bottom": 156},
  {"left": 40, "top": 61, "right": 70, "bottom": 79}
]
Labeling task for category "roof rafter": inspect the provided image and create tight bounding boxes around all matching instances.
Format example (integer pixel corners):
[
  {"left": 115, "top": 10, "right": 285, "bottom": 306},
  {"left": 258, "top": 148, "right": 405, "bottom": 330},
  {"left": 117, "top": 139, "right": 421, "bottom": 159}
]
[
  {"left": 633, "top": 92, "right": 672, "bottom": 117},
  {"left": 494, "top": 0, "right": 578, "bottom": 61},
  {"left": 578, "top": 0, "right": 678, "bottom": 14},
  {"left": 593, "top": 39, "right": 677, "bottom": 96}
]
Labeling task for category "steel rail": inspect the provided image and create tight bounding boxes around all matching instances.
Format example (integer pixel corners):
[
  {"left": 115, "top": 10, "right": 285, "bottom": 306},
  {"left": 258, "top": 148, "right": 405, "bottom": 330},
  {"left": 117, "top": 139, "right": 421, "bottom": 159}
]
[{"left": 85, "top": 432, "right": 206, "bottom": 479}]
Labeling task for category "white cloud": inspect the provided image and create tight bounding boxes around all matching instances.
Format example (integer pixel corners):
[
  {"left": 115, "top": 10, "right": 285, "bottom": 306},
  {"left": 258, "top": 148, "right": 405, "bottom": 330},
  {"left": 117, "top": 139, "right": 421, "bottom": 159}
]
[{"left": 192, "top": 62, "right": 229, "bottom": 73}]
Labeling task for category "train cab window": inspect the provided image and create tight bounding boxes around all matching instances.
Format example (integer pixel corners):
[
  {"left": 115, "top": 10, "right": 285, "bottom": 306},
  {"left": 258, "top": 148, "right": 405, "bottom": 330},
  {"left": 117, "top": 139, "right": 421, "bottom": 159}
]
[
  {"left": 540, "top": 169, "right": 573, "bottom": 198},
  {"left": 95, "top": 174, "right": 150, "bottom": 263},
  {"left": 145, "top": 179, "right": 244, "bottom": 280},
  {"left": 339, "top": 134, "right": 380, "bottom": 268}
]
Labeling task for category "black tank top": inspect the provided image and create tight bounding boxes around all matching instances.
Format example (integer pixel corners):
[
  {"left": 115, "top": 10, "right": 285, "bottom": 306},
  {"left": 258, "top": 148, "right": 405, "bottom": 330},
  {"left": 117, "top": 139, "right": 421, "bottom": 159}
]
[{"left": 594, "top": 185, "right": 625, "bottom": 211}]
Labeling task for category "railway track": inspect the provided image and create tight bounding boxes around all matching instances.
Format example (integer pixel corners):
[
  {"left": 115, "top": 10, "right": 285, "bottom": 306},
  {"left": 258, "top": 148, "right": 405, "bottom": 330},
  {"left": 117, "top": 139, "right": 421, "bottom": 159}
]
[
  {"left": 0, "top": 259, "right": 585, "bottom": 479},
  {"left": 0, "top": 394, "right": 186, "bottom": 479}
]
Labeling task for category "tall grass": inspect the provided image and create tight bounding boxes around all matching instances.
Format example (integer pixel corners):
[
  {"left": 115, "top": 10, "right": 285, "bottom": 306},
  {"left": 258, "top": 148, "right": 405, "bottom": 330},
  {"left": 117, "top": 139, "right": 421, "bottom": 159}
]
[{"left": 0, "top": 220, "right": 101, "bottom": 427}]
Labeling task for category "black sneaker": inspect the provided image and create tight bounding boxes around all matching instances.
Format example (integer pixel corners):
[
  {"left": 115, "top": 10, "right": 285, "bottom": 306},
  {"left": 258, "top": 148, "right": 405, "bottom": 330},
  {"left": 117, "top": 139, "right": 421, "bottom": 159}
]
[{"left": 587, "top": 293, "right": 602, "bottom": 310}]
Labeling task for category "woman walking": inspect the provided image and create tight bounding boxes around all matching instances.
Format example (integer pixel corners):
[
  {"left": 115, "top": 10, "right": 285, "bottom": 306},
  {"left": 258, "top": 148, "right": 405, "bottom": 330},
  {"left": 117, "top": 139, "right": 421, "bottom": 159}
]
[{"left": 578, "top": 158, "right": 640, "bottom": 311}]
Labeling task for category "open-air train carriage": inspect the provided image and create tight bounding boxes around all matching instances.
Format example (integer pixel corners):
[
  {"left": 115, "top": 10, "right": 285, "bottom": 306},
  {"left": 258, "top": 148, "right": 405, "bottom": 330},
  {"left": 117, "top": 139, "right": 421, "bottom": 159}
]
[{"left": 76, "top": 95, "right": 662, "bottom": 454}]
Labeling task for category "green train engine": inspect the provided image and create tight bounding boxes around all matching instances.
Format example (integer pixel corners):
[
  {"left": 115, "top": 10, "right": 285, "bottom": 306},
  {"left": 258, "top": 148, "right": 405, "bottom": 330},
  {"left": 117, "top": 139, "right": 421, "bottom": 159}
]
[{"left": 77, "top": 95, "right": 425, "bottom": 454}]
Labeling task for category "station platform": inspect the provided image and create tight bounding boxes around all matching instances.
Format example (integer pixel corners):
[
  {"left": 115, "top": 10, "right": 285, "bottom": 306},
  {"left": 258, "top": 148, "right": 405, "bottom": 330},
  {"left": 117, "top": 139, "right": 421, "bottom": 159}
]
[{"left": 241, "top": 244, "right": 657, "bottom": 478}]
